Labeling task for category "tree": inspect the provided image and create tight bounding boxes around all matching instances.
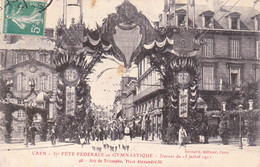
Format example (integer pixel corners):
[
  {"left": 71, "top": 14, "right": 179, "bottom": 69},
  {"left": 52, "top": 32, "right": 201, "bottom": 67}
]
[
  {"left": 218, "top": 112, "right": 230, "bottom": 145},
  {"left": 226, "top": 81, "right": 259, "bottom": 146},
  {"left": 227, "top": 81, "right": 259, "bottom": 110}
]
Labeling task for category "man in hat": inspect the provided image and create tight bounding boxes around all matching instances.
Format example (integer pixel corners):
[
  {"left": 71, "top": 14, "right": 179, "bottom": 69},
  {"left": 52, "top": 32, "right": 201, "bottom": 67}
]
[{"left": 30, "top": 123, "right": 37, "bottom": 145}]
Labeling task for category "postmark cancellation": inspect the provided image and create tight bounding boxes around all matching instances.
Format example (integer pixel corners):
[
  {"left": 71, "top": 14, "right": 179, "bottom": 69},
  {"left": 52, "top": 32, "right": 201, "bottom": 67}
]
[{"left": 1, "top": 0, "right": 46, "bottom": 36}]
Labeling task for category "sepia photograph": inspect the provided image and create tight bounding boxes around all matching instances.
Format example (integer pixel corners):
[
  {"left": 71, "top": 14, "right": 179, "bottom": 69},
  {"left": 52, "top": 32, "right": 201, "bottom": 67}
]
[{"left": 0, "top": 0, "right": 259, "bottom": 166}]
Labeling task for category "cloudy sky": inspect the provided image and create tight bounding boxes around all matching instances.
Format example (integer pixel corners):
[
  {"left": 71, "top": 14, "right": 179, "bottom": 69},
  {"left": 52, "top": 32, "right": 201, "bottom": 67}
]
[{"left": 44, "top": 0, "right": 258, "bottom": 108}]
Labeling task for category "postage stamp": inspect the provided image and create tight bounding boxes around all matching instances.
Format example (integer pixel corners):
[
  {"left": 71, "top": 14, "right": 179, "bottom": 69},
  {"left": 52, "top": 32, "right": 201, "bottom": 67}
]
[{"left": 2, "top": 0, "right": 46, "bottom": 36}]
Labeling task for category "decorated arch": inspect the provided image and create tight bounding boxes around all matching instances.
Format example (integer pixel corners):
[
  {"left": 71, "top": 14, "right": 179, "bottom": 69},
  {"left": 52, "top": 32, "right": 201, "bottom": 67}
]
[{"left": 53, "top": 0, "right": 201, "bottom": 142}]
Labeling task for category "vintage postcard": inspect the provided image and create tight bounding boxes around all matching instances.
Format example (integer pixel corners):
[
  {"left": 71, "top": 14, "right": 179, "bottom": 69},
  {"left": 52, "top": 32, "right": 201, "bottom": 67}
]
[{"left": 0, "top": 0, "right": 259, "bottom": 167}]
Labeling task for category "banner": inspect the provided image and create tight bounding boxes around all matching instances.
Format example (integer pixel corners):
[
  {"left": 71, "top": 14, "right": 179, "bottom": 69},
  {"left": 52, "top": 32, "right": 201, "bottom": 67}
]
[{"left": 179, "top": 88, "right": 189, "bottom": 118}]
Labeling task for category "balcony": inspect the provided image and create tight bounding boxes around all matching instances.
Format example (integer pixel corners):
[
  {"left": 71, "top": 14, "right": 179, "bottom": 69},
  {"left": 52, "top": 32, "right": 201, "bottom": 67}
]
[
  {"left": 134, "top": 84, "right": 163, "bottom": 102},
  {"left": 198, "top": 83, "right": 241, "bottom": 92}
]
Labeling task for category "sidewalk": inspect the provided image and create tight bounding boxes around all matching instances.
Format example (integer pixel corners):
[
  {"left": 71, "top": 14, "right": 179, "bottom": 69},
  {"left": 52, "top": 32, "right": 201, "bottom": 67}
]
[
  {"left": 131, "top": 137, "right": 162, "bottom": 144},
  {"left": 0, "top": 141, "right": 75, "bottom": 151},
  {"left": 131, "top": 137, "right": 260, "bottom": 152}
]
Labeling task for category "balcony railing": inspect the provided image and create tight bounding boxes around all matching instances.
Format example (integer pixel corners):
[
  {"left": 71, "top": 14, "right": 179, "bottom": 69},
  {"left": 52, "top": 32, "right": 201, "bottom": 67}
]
[
  {"left": 198, "top": 83, "right": 241, "bottom": 91},
  {"left": 134, "top": 84, "right": 163, "bottom": 102}
]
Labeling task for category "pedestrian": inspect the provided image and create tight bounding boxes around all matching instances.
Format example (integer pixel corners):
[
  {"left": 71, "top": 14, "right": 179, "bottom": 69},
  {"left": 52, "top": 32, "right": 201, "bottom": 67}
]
[
  {"left": 79, "top": 128, "right": 85, "bottom": 148},
  {"left": 179, "top": 126, "right": 187, "bottom": 148},
  {"left": 85, "top": 128, "right": 91, "bottom": 145},
  {"left": 141, "top": 116, "right": 145, "bottom": 140},
  {"left": 90, "top": 126, "right": 96, "bottom": 151},
  {"left": 30, "top": 123, "right": 37, "bottom": 145},
  {"left": 103, "top": 127, "right": 108, "bottom": 149},
  {"left": 123, "top": 123, "right": 131, "bottom": 151},
  {"left": 50, "top": 125, "right": 57, "bottom": 146},
  {"left": 118, "top": 122, "right": 124, "bottom": 150},
  {"left": 96, "top": 125, "right": 102, "bottom": 152},
  {"left": 24, "top": 124, "right": 29, "bottom": 147}
]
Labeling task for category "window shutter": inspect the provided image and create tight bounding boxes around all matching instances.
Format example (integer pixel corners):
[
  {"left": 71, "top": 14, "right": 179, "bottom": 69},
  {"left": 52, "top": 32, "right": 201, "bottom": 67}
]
[
  {"left": 257, "top": 41, "right": 260, "bottom": 59},
  {"left": 17, "top": 74, "right": 21, "bottom": 90},
  {"left": 35, "top": 76, "right": 39, "bottom": 90}
]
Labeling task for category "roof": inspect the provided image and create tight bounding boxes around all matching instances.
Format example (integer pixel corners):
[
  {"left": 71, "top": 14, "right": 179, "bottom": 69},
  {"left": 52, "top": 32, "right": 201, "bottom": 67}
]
[
  {"left": 177, "top": 4, "right": 260, "bottom": 30},
  {"left": 0, "top": 58, "right": 56, "bottom": 73},
  {"left": 0, "top": 34, "right": 55, "bottom": 50}
]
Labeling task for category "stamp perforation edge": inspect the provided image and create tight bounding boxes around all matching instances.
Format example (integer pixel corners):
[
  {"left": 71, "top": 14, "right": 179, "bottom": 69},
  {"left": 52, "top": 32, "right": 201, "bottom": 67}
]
[{"left": 1, "top": 0, "right": 48, "bottom": 37}]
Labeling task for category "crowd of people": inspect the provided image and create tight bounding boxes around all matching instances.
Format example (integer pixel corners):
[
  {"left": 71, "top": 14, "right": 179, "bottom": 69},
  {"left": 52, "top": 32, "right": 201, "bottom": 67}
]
[
  {"left": 23, "top": 123, "right": 57, "bottom": 147},
  {"left": 79, "top": 121, "right": 133, "bottom": 152},
  {"left": 23, "top": 119, "right": 188, "bottom": 149}
]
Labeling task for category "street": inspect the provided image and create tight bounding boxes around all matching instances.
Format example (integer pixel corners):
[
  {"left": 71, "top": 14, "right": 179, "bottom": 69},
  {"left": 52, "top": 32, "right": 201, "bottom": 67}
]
[{"left": 0, "top": 137, "right": 259, "bottom": 167}]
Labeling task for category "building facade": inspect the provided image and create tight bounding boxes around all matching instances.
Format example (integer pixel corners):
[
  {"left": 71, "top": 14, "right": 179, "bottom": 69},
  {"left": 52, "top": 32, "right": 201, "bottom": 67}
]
[
  {"left": 133, "top": 57, "right": 164, "bottom": 139},
  {"left": 113, "top": 76, "right": 137, "bottom": 122},
  {"left": 134, "top": 0, "right": 260, "bottom": 140},
  {"left": 0, "top": 29, "right": 57, "bottom": 140}
]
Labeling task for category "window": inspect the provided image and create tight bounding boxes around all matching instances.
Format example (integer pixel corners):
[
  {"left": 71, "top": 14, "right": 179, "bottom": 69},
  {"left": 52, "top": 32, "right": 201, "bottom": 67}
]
[
  {"left": 17, "top": 74, "right": 22, "bottom": 90},
  {"left": 257, "top": 41, "right": 260, "bottom": 59},
  {"left": 17, "top": 110, "right": 26, "bottom": 118},
  {"left": 227, "top": 13, "right": 241, "bottom": 30},
  {"left": 37, "top": 52, "right": 50, "bottom": 64},
  {"left": 230, "top": 40, "right": 240, "bottom": 59},
  {"left": 204, "top": 16, "right": 214, "bottom": 28},
  {"left": 177, "top": 15, "right": 185, "bottom": 27},
  {"left": 23, "top": 75, "right": 28, "bottom": 90},
  {"left": 15, "top": 53, "right": 28, "bottom": 64},
  {"left": 255, "top": 67, "right": 260, "bottom": 81},
  {"left": 203, "top": 38, "right": 214, "bottom": 57},
  {"left": 229, "top": 68, "right": 241, "bottom": 89},
  {"left": 40, "top": 75, "right": 48, "bottom": 90},
  {"left": 17, "top": 74, "right": 27, "bottom": 90},
  {"left": 255, "top": 68, "right": 260, "bottom": 81},
  {"left": 231, "top": 18, "right": 238, "bottom": 29},
  {"left": 252, "top": 15, "right": 260, "bottom": 31},
  {"left": 202, "top": 66, "right": 215, "bottom": 90}
]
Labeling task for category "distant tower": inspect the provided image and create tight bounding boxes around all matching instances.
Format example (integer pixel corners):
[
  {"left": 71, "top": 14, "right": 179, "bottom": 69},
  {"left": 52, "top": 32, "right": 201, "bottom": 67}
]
[
  {"left": 169, "top": 0, "right": 176, "bottom": 26},
  {"left": 63, "top": 0, "right": 83, "bottom": 26},
  {"left": 161, "top": 0, "right": 169, "bottom": 27}
]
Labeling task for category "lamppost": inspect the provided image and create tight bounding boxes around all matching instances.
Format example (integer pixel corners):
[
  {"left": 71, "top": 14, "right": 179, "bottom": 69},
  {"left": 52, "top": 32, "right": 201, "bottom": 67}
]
[
  {"left": 238, "top": 104, "right": 243, "bottom": 149},
  {"left": 23, "top": 99, "right": 29, "bottom": 147},
  {"left": 23, "top": 80, "right": 36, "bottom": 147}
]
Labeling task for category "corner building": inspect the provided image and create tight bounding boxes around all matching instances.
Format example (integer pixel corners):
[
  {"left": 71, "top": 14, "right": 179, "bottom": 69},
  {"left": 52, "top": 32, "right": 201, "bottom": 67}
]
[{"left": 134, "top": 0, "right": 260, "bottom": 140}]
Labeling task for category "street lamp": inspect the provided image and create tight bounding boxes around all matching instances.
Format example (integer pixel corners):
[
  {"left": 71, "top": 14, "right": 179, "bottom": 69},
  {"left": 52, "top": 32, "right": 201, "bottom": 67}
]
[
  {"left": 23, "top": 80, "right": 36, "bottom": 147},
  {"left": 23, "top": 99, "right": 29, "bottom": 147},
  {"left": 238, "top": 104, "right": 243, "bottom": 149}
]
